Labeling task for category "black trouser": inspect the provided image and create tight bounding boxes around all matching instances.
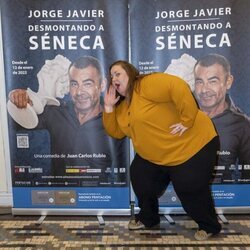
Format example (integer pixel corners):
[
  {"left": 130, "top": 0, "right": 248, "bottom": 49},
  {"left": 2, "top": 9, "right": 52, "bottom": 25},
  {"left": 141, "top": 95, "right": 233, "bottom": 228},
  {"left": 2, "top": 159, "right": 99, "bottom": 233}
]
[{"left": 130, "top": 136, "right": 221, "bottom": 234}]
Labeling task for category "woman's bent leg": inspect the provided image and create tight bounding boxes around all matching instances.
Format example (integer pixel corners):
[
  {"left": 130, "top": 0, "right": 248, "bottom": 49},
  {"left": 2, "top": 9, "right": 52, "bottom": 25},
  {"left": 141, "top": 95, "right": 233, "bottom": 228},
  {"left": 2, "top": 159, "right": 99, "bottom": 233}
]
[{"left": 170, "top": 137, "right": 221, "bottom": 235}]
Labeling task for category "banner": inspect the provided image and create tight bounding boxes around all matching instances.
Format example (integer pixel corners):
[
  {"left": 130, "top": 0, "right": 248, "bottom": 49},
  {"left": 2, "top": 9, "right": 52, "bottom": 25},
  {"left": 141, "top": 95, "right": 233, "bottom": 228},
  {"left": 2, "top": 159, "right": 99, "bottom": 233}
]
[
  {"left": 1, "top": 0, "right": 130, "bottom": 211},
  {"left": 130, "top": 0, "right": 250, "bottom": 209}
]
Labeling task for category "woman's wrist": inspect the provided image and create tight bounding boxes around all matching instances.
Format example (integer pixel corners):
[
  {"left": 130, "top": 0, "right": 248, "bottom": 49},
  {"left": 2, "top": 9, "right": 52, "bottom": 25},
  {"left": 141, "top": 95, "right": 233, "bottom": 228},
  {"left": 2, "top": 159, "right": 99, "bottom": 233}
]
[{"left": 104, "top": 105, "right": 114, "bottom": 113}]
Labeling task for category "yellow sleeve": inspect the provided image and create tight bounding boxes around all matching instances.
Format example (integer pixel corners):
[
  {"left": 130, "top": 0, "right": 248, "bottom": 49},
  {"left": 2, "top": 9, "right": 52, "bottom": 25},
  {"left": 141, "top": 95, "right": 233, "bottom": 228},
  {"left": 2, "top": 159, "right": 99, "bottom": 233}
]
[
  {"left": 102, "top": 110, "right": 126, "bottom": 139},
  {"left": 140, "top": 73, "right": 198, "bottom": 127}
]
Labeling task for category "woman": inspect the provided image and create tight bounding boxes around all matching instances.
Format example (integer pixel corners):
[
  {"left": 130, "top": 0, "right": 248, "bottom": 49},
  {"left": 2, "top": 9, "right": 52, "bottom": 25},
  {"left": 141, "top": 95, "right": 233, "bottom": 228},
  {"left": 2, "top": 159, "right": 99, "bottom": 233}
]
[{"left": 103, "top": 60, "right": 221, "bottom": 241}]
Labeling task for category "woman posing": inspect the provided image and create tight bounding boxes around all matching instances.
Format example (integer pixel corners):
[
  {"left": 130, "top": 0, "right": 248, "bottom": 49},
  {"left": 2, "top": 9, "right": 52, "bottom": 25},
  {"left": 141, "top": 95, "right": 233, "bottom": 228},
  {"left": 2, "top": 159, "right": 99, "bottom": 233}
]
[{"left": 103, "top": 60, "right": 221, "bottom": 241}]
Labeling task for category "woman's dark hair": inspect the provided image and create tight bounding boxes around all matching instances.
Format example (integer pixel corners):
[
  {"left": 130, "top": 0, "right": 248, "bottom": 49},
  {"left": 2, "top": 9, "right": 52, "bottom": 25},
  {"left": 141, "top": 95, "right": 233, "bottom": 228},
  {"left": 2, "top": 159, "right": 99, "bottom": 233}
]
[{"left": 109, "top": 60, "right": 139, "bottom": 105}]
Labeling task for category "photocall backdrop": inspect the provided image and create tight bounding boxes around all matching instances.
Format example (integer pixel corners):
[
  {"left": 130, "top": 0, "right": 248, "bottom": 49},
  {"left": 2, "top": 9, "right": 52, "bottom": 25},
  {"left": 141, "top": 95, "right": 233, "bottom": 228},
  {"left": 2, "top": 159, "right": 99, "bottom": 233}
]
[
  {"left": 130, "top": 0, "right": 250, "bottom": 211},
  {"left": 1, "top": 0, "right": 250, "bottom": 214},
  {"left": 1, "top": 0, "right": 130, "bottom": 214}
]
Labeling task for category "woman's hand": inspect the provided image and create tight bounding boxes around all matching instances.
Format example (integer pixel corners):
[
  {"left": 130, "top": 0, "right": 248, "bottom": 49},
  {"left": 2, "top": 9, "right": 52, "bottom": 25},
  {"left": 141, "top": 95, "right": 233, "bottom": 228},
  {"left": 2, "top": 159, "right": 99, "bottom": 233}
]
[
  {"left": 170, "top": 123, "right": 188, "bottom": 136},
  {"left": 104, "top": 85, "right": 120, "bottom": 113}
]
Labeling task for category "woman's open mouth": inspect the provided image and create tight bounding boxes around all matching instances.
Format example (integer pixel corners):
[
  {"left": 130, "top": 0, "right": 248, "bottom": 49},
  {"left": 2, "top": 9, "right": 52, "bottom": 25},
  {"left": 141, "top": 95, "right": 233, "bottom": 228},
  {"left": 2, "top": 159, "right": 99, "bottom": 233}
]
[{"left": 114, "top": 83, "right": 120, "bottom": 90}]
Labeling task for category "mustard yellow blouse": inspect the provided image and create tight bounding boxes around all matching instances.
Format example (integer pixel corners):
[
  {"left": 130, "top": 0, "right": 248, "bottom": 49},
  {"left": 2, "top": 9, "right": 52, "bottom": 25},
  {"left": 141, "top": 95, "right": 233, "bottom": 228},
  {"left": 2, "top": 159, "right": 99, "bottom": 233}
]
[{"left": 103, "top": 73, "right": 217, "bottom": 166}]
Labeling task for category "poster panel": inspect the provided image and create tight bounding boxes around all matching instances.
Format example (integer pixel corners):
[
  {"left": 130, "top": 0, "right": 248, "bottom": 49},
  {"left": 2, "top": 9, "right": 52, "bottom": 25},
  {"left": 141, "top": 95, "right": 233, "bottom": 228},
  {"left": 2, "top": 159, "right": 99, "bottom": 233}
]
[
  {"left": 129, "top": 0, "right": 250, "bottom": 210},
  {"left": 1, "top": 0, "right": 130, "bottom": 212}
]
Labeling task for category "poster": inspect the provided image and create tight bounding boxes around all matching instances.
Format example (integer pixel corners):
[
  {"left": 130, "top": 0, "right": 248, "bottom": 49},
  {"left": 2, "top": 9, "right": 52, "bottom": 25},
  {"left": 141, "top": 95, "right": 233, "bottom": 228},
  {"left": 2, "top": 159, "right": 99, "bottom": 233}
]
[
  {"left": 1, "top": 0, "right": 130, "bottom": 210},
  {"left": 130, "top": 0, "right": 250, "bottom": 208}
]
